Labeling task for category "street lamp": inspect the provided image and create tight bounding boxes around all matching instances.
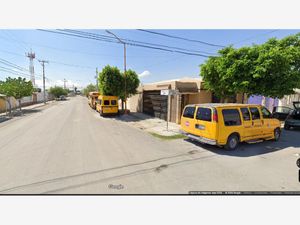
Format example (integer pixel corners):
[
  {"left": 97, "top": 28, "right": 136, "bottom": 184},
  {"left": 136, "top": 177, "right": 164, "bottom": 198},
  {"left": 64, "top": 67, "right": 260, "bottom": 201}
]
[{"left": 105, "top": 30, "right": 127, "bottom": 112}]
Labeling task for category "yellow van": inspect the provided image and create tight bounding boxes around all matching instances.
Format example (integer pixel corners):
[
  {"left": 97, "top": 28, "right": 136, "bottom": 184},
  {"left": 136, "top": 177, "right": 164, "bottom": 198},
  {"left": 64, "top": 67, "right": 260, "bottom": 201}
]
[
  {"left": 96, "top": 95, "right": 119, "bottom": 116},
  {"left": 180, "top": 104, "right": 281, "bottom": 150},
  {"left": 88, "top": 91, "right": 99, "bottom": 109}
]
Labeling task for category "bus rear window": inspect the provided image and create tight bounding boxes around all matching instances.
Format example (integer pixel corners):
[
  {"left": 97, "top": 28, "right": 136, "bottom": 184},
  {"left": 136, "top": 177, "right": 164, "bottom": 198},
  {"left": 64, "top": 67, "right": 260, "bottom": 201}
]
[
  {"left": 111, "top": 100, "right": 117, "bottom": 105},
  {"left": 183, "top": 107, "right": 195, "bottom": 118},
  {"left": 104, "top": 100, "right": 110, "bottom": 105},
  {"left": 196, "top": 107, "right": 211, "bottom": 121}
]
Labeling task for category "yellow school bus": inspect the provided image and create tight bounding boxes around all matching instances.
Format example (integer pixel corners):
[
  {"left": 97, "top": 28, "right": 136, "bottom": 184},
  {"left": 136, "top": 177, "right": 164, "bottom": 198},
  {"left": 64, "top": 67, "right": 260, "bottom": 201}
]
[
  {"left": 88, "top": 92, "right": 99, "bottom": 109},
  {"left": 180, "top": 103, "right": 281, "bottom": 150},
  {"left": 96, "top": 95, "right": 119, "bottom": 116}
]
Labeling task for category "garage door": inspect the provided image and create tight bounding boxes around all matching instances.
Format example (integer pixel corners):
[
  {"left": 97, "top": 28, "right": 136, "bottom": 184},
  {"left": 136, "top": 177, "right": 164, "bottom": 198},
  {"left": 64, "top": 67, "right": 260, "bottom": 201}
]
[{"left": 143, "top": 90, "right": 168, "bottom": 120}]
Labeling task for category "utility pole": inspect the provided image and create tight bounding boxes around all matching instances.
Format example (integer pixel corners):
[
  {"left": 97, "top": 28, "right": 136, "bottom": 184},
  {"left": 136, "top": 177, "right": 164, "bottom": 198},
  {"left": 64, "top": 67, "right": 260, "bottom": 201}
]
[
  {"left": 64, "top": 78, "right": 67, "bottom": 89},
  {"left": 95, "top": 67, "right": 99, "bottom": 91},
  {"left": 105, "top": 30, "right": 127, "bottom": 112},
  {"left": 38, "top": 59, "right": 49, "bottom": 104}
]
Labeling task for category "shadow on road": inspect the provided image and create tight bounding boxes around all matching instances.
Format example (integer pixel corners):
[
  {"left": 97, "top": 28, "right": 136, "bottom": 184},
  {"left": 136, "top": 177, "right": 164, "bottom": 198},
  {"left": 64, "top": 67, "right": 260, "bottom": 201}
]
[
  {"left": 0, "top": 116, "right": 12, "bottom": 123},
  {"left": 0, "top": 109, "right": 43, "bottom": 124},
  {"left": 114, "top": 112, "right": 152, "bottom": 122},
  {"left": 0, "top": 150, "right": 212, "bottom": 194},
  {"left": 184, "top": 129, "right": 300, "bottom": 157}
]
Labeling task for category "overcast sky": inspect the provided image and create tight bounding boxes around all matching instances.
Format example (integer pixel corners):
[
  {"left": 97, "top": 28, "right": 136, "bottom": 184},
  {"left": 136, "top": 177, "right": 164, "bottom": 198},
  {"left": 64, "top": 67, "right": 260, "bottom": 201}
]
[{"left": 0, "top": 29, "right": 299, "bottom": 89}]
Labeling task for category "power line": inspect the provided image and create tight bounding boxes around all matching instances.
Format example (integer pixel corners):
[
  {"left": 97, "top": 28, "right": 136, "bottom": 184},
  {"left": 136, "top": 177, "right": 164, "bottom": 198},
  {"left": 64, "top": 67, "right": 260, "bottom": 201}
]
[
  {"left": 0, "top": 65, "right": 33, "bottom": 78},
  {"left": 62, "top": 29, "right": 217, "bottom": 55},
  {"left": 232, "top": 30, "right": 279, "bottom": 45},
  {"left": 38, "top": 29, "right": 212, "bottom": 57},
  {"left": 137, "top": 29, "right": 225, "bottom": 48}
]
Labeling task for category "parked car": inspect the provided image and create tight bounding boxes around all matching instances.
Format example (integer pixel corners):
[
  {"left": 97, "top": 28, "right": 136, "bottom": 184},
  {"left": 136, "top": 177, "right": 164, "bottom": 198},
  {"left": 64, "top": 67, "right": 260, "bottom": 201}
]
[
  {"left": 59, "top": 95, "right": 66, "bottom": 101},
  {"left": 272, "top": 106, "right": 293, "bottom": 120},
  {"left": 284, "top": 102, "right": 300, "bottom": 130},
  {"left": 180, "top": 103, "right": 281, "bottom": 150}
]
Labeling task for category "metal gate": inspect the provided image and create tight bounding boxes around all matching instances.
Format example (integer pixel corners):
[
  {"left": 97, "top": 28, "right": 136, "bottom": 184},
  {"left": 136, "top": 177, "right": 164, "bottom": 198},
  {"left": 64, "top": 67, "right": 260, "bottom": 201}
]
[{"left": 143, "top": 90, "right": 168, "bottom": 120}]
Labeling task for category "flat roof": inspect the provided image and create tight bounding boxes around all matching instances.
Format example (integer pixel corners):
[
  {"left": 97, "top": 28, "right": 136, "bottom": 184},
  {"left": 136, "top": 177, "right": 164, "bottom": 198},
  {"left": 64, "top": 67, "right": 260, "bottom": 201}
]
[{"left": 185, "top": 103, "right": 261, "bottom": 108}]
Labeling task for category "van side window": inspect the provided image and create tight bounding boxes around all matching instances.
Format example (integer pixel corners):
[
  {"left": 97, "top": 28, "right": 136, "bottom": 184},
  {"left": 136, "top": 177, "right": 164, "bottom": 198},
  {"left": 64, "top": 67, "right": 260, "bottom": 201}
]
[
  {"left": 111, "top": 100, "right": 117, "bottom": 105},
  {"left": 222, "top": 109, "right": 241, "bottom": 126},
  {"left": 104, "top": 100, "right": 110, "bottom": 106},
  {"left": 250, "top": 107, "right": 261, "bottom": 120},
  {"left": 261, "top": 107, "right": 272, "bottom": 118},
  {"left": 240, "top": 107, "right": 251, "bottom": 121},
  {"left": 196, "top": 107, "right": 211, "bottom": 121},
  {"left": 183, "top": 107, "right": 195, "bottom": 119}
]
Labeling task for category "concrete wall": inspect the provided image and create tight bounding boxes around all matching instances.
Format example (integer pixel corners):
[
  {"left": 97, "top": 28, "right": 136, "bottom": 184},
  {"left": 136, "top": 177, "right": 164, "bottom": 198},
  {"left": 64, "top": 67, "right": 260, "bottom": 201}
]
[
  {"left": 187, "top": 91, "right": 212, "bottom": 104},
  {"left": 0, "top": 92, "right": 51, "bottom": 113},
  {"left": 128, "top": 92, "right": 143, "bottom": 112}
]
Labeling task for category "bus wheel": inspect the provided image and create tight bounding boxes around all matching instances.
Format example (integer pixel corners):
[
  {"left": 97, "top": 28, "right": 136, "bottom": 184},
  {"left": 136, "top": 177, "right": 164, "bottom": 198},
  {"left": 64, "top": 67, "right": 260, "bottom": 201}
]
[{"left": 225, "top": 134, "right": 239, "bottom": 150}]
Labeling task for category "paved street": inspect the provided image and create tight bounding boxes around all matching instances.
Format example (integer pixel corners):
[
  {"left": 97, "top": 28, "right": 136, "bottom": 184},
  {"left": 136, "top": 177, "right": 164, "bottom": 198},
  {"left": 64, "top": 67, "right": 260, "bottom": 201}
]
[{"left": 0, "top": 96, "right": 299, "bottom": 194}]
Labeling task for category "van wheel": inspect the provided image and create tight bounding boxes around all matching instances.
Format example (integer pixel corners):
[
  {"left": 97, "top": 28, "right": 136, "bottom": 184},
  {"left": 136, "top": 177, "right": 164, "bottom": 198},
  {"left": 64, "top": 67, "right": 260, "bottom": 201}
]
[
  {"left": 225, "top": 134, "right": 239, "bottom": 150},
  {"left": 274, "top": 128, "right": 281, "bottom": 141}
]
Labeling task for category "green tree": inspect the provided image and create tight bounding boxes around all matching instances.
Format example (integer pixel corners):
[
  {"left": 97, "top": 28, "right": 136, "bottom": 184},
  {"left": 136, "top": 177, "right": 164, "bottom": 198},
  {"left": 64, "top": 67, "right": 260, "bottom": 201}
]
[
  {"left": 83, "top": 83, "right": 97, "bottom": 97},
  {"left": 98, "top": 65, "right": 123, "bottom": 96},
  {"left": 49, "top": 86, "right": 68, "bottom": 98},
  {"left": 0, "top": 77, "right": 34, "bottom": 113},
  {"left": 200, "top": 33, "right": 300, "bottom": 101},
  {"left": 120, "top": 69, "right": 140, "bottom": 109}
]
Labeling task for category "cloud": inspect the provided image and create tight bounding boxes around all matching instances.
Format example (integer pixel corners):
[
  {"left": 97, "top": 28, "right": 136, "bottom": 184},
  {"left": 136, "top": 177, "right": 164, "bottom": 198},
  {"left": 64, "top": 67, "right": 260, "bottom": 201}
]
[
  {"left": 138, "top": 70, "right": 151, "bottom": 78},
  {"left": 35, "top": 79, "right": 81, "bottom": 89}
]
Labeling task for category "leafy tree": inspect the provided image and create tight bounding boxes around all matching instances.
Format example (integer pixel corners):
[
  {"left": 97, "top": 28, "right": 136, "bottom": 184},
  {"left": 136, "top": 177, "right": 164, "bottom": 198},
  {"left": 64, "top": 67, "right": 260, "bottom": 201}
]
[
  {"left": 49, "top": 86, "right": 68, "bottom": 98},
  {"left": 83, "top": 83, "right": 97, "bottom": 97},
  {"left": 121, "top": 69, "right": 140, "bottom": 98},
  {"left": 0, "top": 77, "right": 34, "bottom": 113},
  {"left": 120, "top": 69, "right": 140, "bottom": 109},
  {"left": 200, "top": 33, "right": 300, "bottom": 102},
  {"left": 98, "top": 65, "right": 123, "bottom": 96}
]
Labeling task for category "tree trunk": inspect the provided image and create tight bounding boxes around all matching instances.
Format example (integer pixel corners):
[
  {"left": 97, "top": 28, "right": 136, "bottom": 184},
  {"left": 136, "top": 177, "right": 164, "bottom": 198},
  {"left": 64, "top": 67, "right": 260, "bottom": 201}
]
[
  {"left": 18, "top": 99, "right": 22, "bottom": 114},
  {"left": 242, "top": 93, "right": 245, "bottom": 104},
  {"left": 121, "top": 99, "right": 124, "bottom": 111}
]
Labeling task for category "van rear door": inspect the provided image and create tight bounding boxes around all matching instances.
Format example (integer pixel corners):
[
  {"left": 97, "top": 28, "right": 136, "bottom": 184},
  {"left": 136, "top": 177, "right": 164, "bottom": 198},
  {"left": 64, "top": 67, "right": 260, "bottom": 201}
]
[
  {"left": 194, "top": 107, "right": 217, "bottom": 140},
  {"left": 181, "top": 106, "right": 197, "bottom": 134}
]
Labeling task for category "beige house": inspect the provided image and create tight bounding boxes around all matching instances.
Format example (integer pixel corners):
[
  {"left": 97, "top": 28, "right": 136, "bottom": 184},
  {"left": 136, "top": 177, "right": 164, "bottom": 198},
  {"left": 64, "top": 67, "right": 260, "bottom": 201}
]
[{"left": 128, "top": 77, "right": 245, "bottom": 124}]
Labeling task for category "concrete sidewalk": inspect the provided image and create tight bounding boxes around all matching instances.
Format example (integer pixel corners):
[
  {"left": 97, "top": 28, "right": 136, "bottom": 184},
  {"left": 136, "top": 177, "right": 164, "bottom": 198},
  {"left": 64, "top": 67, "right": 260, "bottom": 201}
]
[{"left": 115, "top": 112, "right": 181, "bottom": 136}]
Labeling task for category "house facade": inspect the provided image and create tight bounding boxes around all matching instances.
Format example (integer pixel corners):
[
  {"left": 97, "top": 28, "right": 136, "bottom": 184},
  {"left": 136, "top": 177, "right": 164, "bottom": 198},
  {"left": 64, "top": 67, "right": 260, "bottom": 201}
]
[{"left": 128, "top": 77, "right": 245, "bottom": 124}]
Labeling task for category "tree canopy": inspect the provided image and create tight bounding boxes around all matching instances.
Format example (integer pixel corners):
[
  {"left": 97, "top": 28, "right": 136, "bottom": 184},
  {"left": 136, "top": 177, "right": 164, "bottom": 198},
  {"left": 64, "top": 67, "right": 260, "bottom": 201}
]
[
  {"left": 98, "top": 65, "right": 123, "bottom": 96},
  {"left": 49, "top": 86, "right": 68, "bottom": 98},
  {"left": 0, "top": 77, "right": 34, "bottom": 100},
  {"left": 200, "top": 33, "right": 300, "bottom": 100},
  {"left": 0, "top": 77, "right": 34, "bottom": 113},
  {"left": 120, "top": 69, "right": 140, "bottom": 100},
  {"left": 83, "top": 83, "right": 97, "bottom": 96}
]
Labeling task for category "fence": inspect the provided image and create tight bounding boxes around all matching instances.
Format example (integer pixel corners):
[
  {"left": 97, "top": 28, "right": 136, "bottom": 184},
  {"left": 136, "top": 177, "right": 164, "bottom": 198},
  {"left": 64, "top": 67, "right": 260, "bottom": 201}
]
[{"left": 0, "top": 92, "right": 54, "bottom": 113}]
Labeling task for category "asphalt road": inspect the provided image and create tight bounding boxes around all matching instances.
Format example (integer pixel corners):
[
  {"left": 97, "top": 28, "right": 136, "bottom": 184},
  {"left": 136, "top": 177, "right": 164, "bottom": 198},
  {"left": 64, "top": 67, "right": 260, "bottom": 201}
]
[{"left": 0, "top": 96, "right": 299, "bottom": 194}]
